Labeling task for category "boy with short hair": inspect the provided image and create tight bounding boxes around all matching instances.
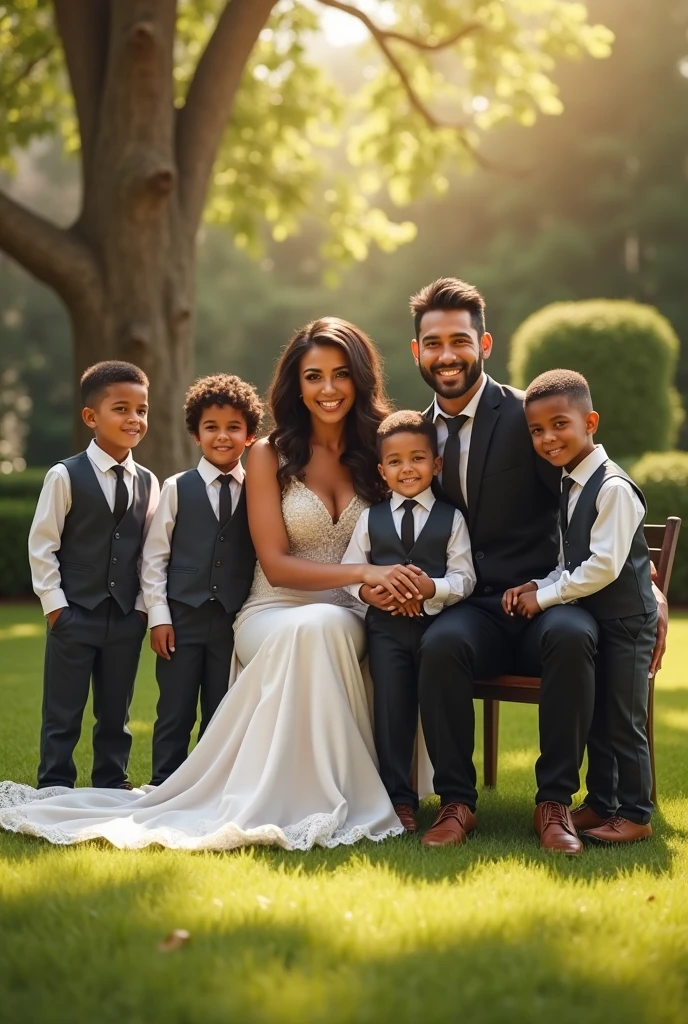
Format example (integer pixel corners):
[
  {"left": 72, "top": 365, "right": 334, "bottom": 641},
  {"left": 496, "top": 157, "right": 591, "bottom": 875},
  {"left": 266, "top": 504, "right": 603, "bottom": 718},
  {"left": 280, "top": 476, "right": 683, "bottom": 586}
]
[
  {"left": 29, "top": 360, "right": 159, "bottom": 790},
  {"left": 504, "top": 369, "right": 657, "bottom": 845},
  {"left": 141, "top": 373, "right": 262, "bottom": 785},
  {"left": 342, "top": 410, "right": 475, "bottom": 834}
]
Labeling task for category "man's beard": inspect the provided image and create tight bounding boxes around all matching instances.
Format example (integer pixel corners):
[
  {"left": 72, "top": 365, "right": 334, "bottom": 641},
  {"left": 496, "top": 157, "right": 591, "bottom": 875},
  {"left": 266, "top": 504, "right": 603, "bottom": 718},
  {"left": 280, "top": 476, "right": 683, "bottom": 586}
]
[{"left": 419, "top": 356, "right": 483, "bottom": 400}]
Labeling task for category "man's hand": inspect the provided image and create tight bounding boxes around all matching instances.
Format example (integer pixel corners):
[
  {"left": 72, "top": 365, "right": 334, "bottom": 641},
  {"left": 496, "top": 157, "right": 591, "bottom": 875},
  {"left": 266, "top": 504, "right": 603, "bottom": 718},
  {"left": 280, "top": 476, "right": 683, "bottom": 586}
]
[
  {"left": 47, "top": 608, "right": 65, "bottom": 630},
  {"left": 151, "top": 624, "right": 176, "bottom": 660},
  {"left": 502, "top": 581, "right": 537, "bottom": 617},
  {"left": 360, "top": 583, "right": 393, "bottom": 611},
  {"left": 516, "top": 589, "right": 541, "bottom": 619},
  {"left": 413, "top": 572, "right": 436, "bottom": 601},
  {"left": 650, "top": 582, "right": 668, "bottom": 678}
]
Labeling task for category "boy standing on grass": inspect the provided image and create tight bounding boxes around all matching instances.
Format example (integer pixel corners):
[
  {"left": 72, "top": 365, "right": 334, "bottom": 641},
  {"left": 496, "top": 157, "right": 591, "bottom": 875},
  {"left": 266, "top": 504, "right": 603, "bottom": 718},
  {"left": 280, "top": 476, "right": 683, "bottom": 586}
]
[
  {"left": 141, "top": 374, "right": 262, "bottom": 785},
  {"left": 29, "top": 360, "right": 159, "bottom": 790},
  {"left": 342, "top": 410, "right": 475, "bottom": 836},
  {"left": 504, "top": 369, "right": 657, "bottom": 847}
]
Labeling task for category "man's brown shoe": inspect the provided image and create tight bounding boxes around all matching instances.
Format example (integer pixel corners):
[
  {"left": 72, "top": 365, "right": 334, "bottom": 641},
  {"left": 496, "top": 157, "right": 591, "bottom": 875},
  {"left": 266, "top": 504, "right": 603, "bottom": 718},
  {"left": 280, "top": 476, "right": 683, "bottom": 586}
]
[
  {"left": 570, "top": 803, "right": 611, "bottom": 832},
  {"left": 534, "top": 802, "right": 583, "bottom": 855},
  {"left": 422, "top": 803, "right": 476, "bottom": 847},
  {"left": 394, "top": 804, "right": 418, "bottom": 833},
  {"left": 582, "top": 816, "right": 652, "bottom": 845}
]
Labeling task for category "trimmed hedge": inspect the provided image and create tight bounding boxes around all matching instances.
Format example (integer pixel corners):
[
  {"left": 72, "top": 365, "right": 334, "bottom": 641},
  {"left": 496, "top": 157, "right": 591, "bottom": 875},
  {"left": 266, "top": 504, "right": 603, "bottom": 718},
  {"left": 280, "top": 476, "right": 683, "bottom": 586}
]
[
  {"left": 630, "top": 451, "right": 688, "bottom": 605},
  {"left": 0, "top": 468, "right": 47, "bottom": 501},
  {"left": 0, "top": 499, "right": 34, "bottom": 598},
  {"left": 510, "top": 300, "right": 682, "bottom": 460}
]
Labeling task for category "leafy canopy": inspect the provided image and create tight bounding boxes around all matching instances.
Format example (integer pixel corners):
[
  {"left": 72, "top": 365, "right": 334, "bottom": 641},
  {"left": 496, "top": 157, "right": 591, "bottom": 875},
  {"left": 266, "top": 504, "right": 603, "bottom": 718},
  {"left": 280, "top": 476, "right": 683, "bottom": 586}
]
[{"left": 0, "top": 0, "right": 613, "bottom": 265}]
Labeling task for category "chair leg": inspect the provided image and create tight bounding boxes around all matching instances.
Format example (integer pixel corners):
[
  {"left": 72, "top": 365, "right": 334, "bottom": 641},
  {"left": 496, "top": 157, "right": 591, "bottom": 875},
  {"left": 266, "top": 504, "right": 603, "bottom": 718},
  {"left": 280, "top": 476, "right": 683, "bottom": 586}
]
[
  {"left": 647, "top": 675, "right": 657, "bottom": 807},
  {"left": 483, "top": 699, "right": 500, "bottom": 788}
]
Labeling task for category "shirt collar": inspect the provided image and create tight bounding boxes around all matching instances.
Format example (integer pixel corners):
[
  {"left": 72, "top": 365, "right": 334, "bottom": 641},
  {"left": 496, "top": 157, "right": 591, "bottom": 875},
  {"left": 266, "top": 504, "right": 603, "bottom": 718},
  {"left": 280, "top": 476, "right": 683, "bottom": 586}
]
[
  {"left": 87, "top": 438, "right": 136, "bottom": 477},
  {"left": 197, "top": 456, "right": 245, "bottom": 487},
  {"left": 390, "top": 486, "right": 435, "bottom": 513},
  {"left": 564, "top": 444, "right": 608, "bottom": 488},
  {"left": 431, "top": 373, "right": 488, "bottom": 424}
]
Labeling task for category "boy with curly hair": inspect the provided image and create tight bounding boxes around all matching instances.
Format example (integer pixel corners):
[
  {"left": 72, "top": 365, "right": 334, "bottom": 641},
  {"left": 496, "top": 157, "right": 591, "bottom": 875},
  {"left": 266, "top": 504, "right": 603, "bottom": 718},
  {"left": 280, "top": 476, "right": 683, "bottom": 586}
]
[{"left": 142, "top": 373, "right": 263, "bottom": 784}]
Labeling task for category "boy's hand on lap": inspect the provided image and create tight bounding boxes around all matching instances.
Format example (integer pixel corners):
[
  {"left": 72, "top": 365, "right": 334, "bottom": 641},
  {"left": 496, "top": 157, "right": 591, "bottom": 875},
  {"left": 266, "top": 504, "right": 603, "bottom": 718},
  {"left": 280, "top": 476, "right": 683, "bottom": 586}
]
[
  {"left": 151, "top": 624, "right": 176, "bottom": 659},
  {"left": 516, "top": 589, "right": 541, "bottom": 619},
  {"left": 502, "top": 582, "right": 537, "bottom": 616}
]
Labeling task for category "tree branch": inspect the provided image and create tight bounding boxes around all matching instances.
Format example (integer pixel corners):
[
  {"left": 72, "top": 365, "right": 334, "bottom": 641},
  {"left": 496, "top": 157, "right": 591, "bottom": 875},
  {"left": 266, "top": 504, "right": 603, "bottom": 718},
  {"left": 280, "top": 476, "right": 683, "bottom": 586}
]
[
  {"left": 52, "top": 0, "right": 110, "bottom": 194},
  {"left": 0, "top": 188, "right": 100, "bottom": 305},
  {"left": 176, "top": 0, "right": 278, "bottom": 235},
  {"left": 316, "top": 0, "right": 471, "bottom": 131},
  {"left": 4, "top": 44, "right": 55, "bottom": 92},
  {"left": 316, "top": 0, "right": 481, "bottom": 52}
]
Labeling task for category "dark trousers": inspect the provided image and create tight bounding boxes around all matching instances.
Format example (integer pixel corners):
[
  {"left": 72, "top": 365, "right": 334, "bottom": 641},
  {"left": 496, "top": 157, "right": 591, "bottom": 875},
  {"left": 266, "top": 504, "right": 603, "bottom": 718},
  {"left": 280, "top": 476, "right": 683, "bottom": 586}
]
[
  {"left": 418, "top": 596, "right": 599, "bottom": 811},
  {"left": 583, "top": 612, "right": 657, "bottom": 825},
  {"left": 39, "top": 598, "right": 146, "bottom": 789},
  {"left": 367, "top": 611, "right": 432, "bottom": 809},
  {"left": 151, "top": 599, "right": 235, "bottom": 785}
]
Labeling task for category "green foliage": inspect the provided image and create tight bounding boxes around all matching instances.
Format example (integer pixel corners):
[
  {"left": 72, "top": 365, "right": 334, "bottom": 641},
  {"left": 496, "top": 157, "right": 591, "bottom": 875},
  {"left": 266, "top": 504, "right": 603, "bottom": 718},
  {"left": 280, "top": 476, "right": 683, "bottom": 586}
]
[
  {"left": 509, "top": 299, "right": 682, "bottom": 460},
  {"left": 0, "top": 499, "right": 34, "bottom": 597},
  {"left": 0, "top": 467, "right": 46, "bottom": 498},
  {"left": 0, "top": 0, "right": 612, "bottom": 263},
  {"left": 631, "top": 451, "right": 688, "bottom": 604}
]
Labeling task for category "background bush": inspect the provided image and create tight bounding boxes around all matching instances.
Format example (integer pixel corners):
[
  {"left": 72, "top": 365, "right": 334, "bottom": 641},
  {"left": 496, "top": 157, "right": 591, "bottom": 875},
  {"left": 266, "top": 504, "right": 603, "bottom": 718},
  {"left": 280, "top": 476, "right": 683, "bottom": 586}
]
[
  {"left": 630, "top": 451, "right": 688, "bottom": 605},
  {"left": 0, "top": 499, "right": 35, "bottom": 599},
  {"left": 510, "top": 300, "right": 682, "bottom": 461},
  {"left": 0, "top": 469, "right": 47, "bottom": 501}
]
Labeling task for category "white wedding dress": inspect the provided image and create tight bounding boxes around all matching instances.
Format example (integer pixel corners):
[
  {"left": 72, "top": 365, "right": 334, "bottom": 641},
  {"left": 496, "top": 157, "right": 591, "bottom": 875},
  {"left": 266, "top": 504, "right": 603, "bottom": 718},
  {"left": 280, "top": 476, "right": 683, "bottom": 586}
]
[{"left": 0, "top": 479, "right": 404, "bottom": 851}]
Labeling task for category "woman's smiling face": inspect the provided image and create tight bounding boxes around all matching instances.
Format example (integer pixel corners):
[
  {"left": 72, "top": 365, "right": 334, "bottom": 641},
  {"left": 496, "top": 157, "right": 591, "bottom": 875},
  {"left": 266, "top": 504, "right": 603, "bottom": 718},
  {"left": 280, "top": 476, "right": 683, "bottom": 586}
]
[{"left": 299, "top": 343, "right": 356, "bottom": 425}]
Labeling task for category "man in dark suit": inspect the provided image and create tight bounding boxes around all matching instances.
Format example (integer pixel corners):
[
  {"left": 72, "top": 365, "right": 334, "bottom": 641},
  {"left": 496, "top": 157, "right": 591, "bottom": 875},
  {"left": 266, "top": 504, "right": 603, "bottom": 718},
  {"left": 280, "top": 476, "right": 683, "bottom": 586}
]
[{"left": 410, "top": 278, "right": 667, "bottom": 854}]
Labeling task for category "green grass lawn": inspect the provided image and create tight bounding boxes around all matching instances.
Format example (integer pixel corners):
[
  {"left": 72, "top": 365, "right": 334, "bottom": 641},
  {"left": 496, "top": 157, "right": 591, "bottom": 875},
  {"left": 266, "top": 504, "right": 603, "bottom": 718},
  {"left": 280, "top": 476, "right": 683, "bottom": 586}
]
[{"left": 1, "top": 603, "right": 687, "bottom": 1024}]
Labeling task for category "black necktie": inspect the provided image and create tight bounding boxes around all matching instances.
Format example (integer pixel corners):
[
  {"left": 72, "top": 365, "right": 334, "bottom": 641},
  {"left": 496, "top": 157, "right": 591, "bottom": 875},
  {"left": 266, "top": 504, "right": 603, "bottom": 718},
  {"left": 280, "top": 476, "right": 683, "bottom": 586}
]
[
  {"left": 560, "top": 475, "right": 575, "bottom": 535},
  {"left": 400, "top": 499, "right": 417, "bottom": 554},
  {"left": 112, "top": 465, "right": 128, "bottom": 524},
  {"left": 440, "top": 414, "right": 469, "bottom": 514},
  {"left": 219, "top": 474, "right": 233, "bottom": 526}
]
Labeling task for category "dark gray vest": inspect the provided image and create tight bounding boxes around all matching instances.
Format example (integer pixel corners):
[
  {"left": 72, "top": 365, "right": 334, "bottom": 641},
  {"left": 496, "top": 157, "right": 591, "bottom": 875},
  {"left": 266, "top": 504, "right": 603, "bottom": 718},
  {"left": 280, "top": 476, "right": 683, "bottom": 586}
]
[
  {"left": 368, "top": 497, "right": 455, "bottom": 577},
  {"left": 166, "top": 469, "right": 255, "bottom": 614},
  {"left": 563, "top": 460, "right": 656, "bottom": 620},
  {"left": 58, "top": 451, "right": 151, "bottom": 614}
]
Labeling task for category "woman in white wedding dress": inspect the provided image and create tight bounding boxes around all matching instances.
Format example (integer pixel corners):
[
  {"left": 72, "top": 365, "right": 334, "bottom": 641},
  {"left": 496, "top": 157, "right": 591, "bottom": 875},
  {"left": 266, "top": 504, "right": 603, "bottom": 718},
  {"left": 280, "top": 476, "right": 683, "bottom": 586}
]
[{"left": 0, "top": 318, "right": 424, "bottom": 851}]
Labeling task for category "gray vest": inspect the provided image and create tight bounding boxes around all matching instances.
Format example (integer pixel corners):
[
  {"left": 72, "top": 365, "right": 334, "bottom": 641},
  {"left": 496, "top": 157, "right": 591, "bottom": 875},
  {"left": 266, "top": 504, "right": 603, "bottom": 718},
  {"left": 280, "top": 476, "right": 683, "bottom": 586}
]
[
  {"left": 369, "top": 497, "right": 455, "bottom": 576},
  {"left": 563, "top": 460, "right": 656, "bottom": 620},
  {"left": 166, "top": 469, "right": 255, "bottom": 614},
  {"left": 58, "top": 451, "right": 151, "bottom": 614}
]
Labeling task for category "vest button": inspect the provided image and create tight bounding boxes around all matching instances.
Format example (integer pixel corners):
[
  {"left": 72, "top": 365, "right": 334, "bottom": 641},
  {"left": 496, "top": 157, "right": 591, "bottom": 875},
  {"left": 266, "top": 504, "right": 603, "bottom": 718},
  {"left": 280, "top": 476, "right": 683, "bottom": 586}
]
[
  {"left": 565, "top": 541, "right": 570, "bottom": 547},
  {"left": 215, "top": 560, "right": 221, "bottom": 567},
  {"left": 483, "top": 585, "right": 493, "bottom": 595},
  {"left": 112, "top": 557, "right": 118, "bottom": 564},
  {"left": 110, "top": 581, "right": 115, "bottom": 588},
  {"left": 475, "top": 551, "right": 484, "bottom": 560},
  {"left": 219, "top": 536, "right": 225, "bottom": 542},
  {"left": 114, "top": 533, "right": 120, "bottom": 540},
  {"left": 211, "top": 585, "right": 218, "bottom": 591}
]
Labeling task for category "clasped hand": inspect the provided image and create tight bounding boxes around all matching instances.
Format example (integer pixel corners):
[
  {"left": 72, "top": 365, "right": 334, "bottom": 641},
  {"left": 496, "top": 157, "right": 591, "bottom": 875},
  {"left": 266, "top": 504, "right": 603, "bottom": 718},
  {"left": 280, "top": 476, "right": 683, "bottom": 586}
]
[
  {"left": 361, "top": 570, "right": 436, "bottom": 617},
  {"left": 501, "top": 581, "right": 541, "bottom": 619}
]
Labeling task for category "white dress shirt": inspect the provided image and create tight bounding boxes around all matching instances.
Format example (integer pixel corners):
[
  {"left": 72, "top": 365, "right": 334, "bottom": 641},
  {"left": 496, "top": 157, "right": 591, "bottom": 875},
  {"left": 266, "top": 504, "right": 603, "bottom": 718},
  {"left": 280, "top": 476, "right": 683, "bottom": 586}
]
[
  {"left": 535, "top": 445, "right": 645, "bottom": 611},
  {"left": 341, "top": 486, "right": 476, "bottom": 615},
  {"left": 430, "top": 373, "right": 488, "bottom": 503},
  {"left": 28, "top": 438, "right": 160, "bottom": 616},
  {"left": 141, "top": 457, "right": 246, "bottom": 628}
]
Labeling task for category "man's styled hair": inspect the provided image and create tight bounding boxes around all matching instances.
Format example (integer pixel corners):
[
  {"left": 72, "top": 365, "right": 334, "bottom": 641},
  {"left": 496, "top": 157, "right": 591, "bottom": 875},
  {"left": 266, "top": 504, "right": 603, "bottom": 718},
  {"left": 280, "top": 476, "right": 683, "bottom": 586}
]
[
  {"left": 184, "top": 373, "right": 263, "bottom": 437},
  {"left": 524, "top": 369, "right": 593, "bottom": 412},
  {"left": 409, "top": 277, "right": 486, "bottom": 340},
  {"left": 377, "top": 409, "right": 438, "bottom": 458},
  {"left": 80, "top": 361, "right": 149, "bottom": 408}
]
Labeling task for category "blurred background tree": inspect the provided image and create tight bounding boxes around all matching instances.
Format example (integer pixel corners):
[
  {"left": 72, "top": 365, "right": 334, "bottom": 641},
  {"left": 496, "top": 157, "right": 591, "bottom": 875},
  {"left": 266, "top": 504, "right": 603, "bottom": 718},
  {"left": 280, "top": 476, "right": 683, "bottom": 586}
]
[{"left": 0, "top": 0, "right": 612, "bottom": 477}]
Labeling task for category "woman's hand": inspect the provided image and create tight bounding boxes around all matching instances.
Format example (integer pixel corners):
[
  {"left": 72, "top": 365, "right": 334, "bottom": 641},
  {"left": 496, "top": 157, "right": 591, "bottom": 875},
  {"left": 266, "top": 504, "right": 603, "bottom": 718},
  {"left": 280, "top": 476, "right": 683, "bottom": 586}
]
[{"left": 361, "top": 563, "right": 422, "bottom": 603}]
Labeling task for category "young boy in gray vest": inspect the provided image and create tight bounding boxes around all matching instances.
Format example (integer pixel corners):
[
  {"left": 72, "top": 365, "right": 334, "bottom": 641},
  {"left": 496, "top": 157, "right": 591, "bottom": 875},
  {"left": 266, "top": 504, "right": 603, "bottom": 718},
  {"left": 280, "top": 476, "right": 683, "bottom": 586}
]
[
  {"left": 342, "top": 411, "right": 476, "bottom": 833},
  {"left": 141, "top": 373, "right": 262, "bottom": 785},
  {"left": 503, "top": 369, "right": 658, "bottom": 846},
  {"left": 28, "top": 361, "right": 159, "bottom": 790}
]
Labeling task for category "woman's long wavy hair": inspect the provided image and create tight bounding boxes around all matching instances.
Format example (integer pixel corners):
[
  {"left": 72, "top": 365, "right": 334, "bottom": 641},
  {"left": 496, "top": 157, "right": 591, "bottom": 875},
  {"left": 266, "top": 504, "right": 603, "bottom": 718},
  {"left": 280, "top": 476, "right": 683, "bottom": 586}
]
[{"left": 268, "top": 317, "right": 391, "bottom": 504}]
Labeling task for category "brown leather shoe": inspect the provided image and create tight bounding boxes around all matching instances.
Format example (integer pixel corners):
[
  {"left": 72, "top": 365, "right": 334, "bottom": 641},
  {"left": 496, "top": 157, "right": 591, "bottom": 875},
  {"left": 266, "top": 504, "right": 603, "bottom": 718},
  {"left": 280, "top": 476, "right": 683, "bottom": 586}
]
[
  {"left": 422, "top": 803, "right": 476, "bottom": 847},
  {"left": 394, "top": 804, "right": 418, "bottom": 833},
  {"left": 570, "top": 803, "right": 611, "bottom": 832},
  {"left": 534, "top": 802, "right": 583, "bottom": 855},
  {"left": 582, "top": 816, "right": 652, "bottom": 845}
]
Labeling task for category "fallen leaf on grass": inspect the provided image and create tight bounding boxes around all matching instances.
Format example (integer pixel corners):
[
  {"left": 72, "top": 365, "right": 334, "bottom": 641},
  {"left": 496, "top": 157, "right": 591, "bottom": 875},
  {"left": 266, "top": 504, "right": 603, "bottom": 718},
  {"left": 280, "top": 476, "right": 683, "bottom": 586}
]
[
  {"left": 157, "top": 929, "right": 191, "bottom": 952},
  {"left": 647, "top": 895, "right": 655, "bottom": 902}
]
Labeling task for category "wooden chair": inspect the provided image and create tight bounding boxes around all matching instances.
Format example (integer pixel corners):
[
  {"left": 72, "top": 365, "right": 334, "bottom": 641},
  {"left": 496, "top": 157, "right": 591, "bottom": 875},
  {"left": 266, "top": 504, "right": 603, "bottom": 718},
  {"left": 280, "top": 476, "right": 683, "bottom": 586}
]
[{"left": 476, "top": 517, "right": 682, "bottom": 803}]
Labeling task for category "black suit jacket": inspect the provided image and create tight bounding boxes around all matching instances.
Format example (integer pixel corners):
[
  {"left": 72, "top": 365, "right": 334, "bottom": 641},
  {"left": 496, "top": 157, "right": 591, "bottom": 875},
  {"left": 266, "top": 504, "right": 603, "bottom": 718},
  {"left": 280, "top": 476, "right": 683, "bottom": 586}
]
[{"left": 424, "top": 376, "right": 560, "bottom": 596}]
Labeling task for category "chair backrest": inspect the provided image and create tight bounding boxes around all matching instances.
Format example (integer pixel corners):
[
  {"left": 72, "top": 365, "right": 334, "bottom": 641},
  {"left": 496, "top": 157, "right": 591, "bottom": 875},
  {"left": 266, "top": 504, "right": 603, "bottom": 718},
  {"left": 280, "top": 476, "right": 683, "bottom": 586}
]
[{"left": 645, "top": 517, "right": 682, "bottom": 597}]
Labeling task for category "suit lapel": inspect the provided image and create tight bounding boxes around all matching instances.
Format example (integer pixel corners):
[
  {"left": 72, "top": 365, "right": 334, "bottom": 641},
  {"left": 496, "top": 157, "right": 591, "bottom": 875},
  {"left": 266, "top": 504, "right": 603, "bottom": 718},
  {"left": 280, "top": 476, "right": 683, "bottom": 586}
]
[{"left": 465, "top": 376, "right": 501, "bottom": 532}]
